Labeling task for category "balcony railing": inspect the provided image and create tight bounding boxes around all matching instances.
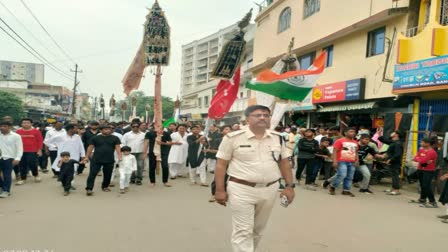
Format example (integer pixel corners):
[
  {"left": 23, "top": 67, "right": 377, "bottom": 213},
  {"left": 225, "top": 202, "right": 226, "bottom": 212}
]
[
  {"left": 404, "top": 24, "right": 427, "bottom": 37},
  {"left": 255, "top": 0, "right": 274, "bottom": 14}
]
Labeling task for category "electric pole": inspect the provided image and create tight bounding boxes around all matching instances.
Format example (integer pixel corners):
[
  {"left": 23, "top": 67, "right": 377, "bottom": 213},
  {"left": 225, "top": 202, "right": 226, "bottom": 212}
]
[{"left": 70, "top": 64, "right": 82, "bottom": 117}]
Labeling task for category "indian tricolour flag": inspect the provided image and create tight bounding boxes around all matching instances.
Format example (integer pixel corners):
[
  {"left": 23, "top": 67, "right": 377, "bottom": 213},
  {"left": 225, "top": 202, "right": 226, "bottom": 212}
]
[{"left": 246, "top": 51, "right": 327, "bottom": 101}]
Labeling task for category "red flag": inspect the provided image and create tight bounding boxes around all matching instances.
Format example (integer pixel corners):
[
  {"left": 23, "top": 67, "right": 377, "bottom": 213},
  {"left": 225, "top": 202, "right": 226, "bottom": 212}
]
[
  {"left": 122, "top": 41, "right": 146, "bottom": 95},
  {"left": 208, "top": 67, "right": 241, "bottom": 119}
]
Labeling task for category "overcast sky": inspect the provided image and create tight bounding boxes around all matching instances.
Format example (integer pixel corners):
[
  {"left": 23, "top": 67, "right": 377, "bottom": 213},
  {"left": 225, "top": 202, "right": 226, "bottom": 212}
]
[{"left": 0, "top": 0, "right": 255, "bottom": 101}]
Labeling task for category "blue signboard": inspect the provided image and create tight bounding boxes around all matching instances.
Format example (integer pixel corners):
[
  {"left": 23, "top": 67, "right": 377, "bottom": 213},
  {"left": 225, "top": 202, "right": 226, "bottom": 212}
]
[
  {"left": 345, "top": 79, "right": 365, "bottom": 100},
  {"left": 393, "top": 55, "right": 448, "bottom": 90}
]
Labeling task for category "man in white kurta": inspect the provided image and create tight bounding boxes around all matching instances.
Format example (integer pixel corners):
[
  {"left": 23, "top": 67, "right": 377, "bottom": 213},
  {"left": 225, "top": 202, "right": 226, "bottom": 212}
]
[
  {"left": 50, "top": 125, "right": 85, "bottom": 178},
  {"left": 168, "top": 125, "right": 189, "bottom": 179},
  {"left": 44, "top": 122, "right": 66, "bottom": 175}
]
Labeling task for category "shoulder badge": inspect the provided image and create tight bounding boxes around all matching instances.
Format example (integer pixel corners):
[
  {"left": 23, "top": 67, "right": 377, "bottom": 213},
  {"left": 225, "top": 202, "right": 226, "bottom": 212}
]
[{"left": 227, "top": 130, "right": 245, "bottom": 138}]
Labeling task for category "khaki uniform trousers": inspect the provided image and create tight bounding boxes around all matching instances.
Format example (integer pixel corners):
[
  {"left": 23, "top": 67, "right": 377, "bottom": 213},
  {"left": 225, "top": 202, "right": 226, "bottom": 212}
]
[{"left": 227, "top": 180, "right": 278, "bottom": 252}]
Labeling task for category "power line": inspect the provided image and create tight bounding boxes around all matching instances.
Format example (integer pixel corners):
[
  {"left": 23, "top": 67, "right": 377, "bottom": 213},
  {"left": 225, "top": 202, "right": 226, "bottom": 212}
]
[
  {"left": 0, "top": 23, "right": 73, "bottom": 81},
  {"left": 20, "top": 0, "right": 76, "bottom": 65},
  {"left": 0, "top": 17, "right": 73, "bottom": 79},
  {"left": 0, "top": 0, "right": 69, "bottom": 68}
]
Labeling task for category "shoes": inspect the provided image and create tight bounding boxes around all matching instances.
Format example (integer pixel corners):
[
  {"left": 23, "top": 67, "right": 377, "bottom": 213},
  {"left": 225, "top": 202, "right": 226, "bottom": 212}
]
[
  {"left": 0, "top": 192, "right": 10, "bottom": 198},
  {"left": 436, "top": 215, "right": 448, "bottom": 219},
  {"left": 124, "top": 187, "right": 129, "bottom": 192},
  {"left": 305, "top": 185, "right": 317, "bottom": 191},
  {"left": 442, "top": 219, "right": 448, "bottom": 224},
  {"left": 120, "top": 189, "right": 125, "bottom": 194},
  {"left": 109, "top": 183, "right": 115, "bottom": 187},
  {"left": 163, "top": 183, "right": 172, "bottom": 187},
  {"left": 149, "top": 183, "right": 156, "bottom": 187},
  {"left": 86, "top": 190, "right": 93, "bottom": 196},
  {"left": 409, "top": 199, "right": 426, "bottom": 204},
  {"left": 63, "top": 191, "right": 70, "bottom": 196},
  {"left": 322, "top": 180, "right": 330, "bottom": 189},
  {"left": 170, "top": 177, "right": 177, "bottom": 180},
  {"left": 353, "top": 183, "right": 360, "bottom": 188},
  {"left": 200, "top": 183, "right": 209, "bottom": 187},
  {"left": 102, "top": 188, "right": 111, "bottom": 192},
  {"left": 15, "top": 180, "right": 25, "bottom": 185},
  {"left": 136, "top": 181, "right": 142, "bottom": 186},
  {"left": 210, "top": 171, "right": 215, "bottom": 174},
  {"left": 386, "top": 191, "right": 401, "bottom": 196},
  {"left": 342, "top": 191, "right": 355, "bottom": 197},
  {"left": 208, "top": 196, "right": 216, "bottom": 203},
  {"left": 359, "top": 189, "right": 373, "bottom": 194},
  {"left": 130, "top": 180, "right": 136, "bottom": 184},
  {"left": 329, "top": 186, "right": 336, "bottom": 195},
  {"left": 41, "top": 169, "right": 49, "bottom": 174},
  {"left": 70, "top": 186, "right": 77, "bottom": 190},
  {"left": 419, "top": 202, "right": 438, "bottom": 208}
]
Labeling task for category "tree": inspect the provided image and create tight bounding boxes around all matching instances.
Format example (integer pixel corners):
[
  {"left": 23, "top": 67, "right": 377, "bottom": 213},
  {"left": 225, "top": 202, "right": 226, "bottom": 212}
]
[
  {"left": 115, "top": 91, "right": 175, "bottom": 121},
  {"left": 0, "top": 91, "right": 25, "bottom": 123}
]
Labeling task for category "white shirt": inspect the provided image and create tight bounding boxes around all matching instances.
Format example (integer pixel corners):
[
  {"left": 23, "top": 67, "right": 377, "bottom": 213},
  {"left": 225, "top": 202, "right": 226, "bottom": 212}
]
[
  {"left": 122, "top": 131, "right": 145, "bottom": 153},
  {"left": 168, "top": 132, "right": 189, "bottom": 164},
  {"left": 51, "top": 134, "right": 85, "bottom": 171},
  {"left": 44, "top": 128, "right": 66, "bottom": 151},
  {"left": 118, "top": 154, "right": 137, "bottom": 174},
  {"left": 0, "top": 131, "right": 23, "bottom": 161}
]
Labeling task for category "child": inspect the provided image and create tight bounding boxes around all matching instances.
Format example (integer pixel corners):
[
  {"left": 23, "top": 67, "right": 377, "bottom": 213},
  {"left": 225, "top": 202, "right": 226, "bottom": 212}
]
[
  {"left": 314, "top": 137, "right": 331, "bottom": 183},
  {"left": 118, "top": 146, "right": 137, "bottom": 194},
  {"left": 438, "top": 173, "right": 448, "bottom": 223},
  {"left": 412, "top": 138, "right": 438, "bottom": 208},
  {"left": 58, "top": 152, "right": 79, "bottom": 196}
]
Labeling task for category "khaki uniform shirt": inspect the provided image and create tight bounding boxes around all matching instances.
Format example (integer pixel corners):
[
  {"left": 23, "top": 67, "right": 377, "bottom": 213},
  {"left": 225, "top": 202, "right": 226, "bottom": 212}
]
[{"left": 216, "top": 128, "right": 291, "bottom": 184}]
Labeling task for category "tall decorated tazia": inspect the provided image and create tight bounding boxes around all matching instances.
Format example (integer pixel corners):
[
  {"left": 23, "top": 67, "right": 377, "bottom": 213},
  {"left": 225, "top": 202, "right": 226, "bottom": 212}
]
[{"left": 122, "top": 0, "right": 170, "bottom": 161}]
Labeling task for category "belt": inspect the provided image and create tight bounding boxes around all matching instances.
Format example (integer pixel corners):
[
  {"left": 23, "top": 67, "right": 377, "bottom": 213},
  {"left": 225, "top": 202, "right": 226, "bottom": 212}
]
[{"left": 229, "top": 176, "right": 278, "bottom": 188}]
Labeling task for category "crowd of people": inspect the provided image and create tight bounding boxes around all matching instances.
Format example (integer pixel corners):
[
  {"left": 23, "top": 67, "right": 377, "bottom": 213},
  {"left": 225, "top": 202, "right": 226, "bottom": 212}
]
[{"left": 0, "top": 112, "right": 447, "bottom": 225}]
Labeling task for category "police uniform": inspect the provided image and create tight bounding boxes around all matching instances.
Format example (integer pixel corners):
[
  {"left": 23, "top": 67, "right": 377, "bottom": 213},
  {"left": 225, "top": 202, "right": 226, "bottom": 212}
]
[{"left": 216, "top": 128, "right": 290, "bottom": 252}]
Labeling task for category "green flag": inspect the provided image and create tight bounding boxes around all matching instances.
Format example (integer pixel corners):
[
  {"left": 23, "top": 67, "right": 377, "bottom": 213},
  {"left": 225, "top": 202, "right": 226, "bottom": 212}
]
[{"left": 163, "top": 117, "right": 175, "bottom": 128}]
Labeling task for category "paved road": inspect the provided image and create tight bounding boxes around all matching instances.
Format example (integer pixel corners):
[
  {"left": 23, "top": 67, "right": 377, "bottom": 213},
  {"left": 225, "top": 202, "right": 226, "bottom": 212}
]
[{"left": 0, "top": 171, "right": 446, "bottom": 252}]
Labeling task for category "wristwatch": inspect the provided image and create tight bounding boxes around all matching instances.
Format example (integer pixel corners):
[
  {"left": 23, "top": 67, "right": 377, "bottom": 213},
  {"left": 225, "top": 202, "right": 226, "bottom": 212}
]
[{"left": 284, "top": 183, "right": 295, "bottom": 189}]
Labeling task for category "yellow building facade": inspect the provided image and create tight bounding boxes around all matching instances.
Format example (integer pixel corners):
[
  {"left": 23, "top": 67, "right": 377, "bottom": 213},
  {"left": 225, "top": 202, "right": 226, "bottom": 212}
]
[{"left": 251, "top": 0, "right": 447, "bottom": 133}]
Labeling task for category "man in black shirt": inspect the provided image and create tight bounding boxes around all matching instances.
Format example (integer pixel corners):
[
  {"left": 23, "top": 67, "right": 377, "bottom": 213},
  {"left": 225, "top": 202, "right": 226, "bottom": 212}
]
[
  {"left": 83, "top": 125, "right": 121, "bottom": 196},
  {"left": 296, "top": 129, "right": 319, "bottom": 190},
  {"left": 377, "top": 131, "right": 403, "bottom": 195},
  {"left": 79, "top": 121, "right": 99, "bottom": 174},
  {"left": 206, "top": 124, "right": 221, "bottom": 174},
  {"left": 143, "top": 123, "right": 176, "bottom": 187}
]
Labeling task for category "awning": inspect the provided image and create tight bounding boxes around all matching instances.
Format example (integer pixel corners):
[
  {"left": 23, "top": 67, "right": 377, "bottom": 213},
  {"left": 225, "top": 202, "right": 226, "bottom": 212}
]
[{"left": 317, "top": 101, "right": 377, "bottom": 112}]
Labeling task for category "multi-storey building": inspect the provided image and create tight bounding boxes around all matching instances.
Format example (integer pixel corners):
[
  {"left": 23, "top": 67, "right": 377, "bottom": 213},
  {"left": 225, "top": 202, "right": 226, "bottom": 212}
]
[
  {"left": 0, "top": 60, "right": 44, "bottom": 83},
  {"left": 251, "top": 0, "right": 419, "bottom": 128},
  {"left": 180, "top": 23, "right": 255, "bottom": 123}
]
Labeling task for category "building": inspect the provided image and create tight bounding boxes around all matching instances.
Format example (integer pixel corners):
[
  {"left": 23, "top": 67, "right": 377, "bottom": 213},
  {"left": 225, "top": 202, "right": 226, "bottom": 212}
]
[
  {"left": 251, "top": 0, "right": 418, "bottom": 128},
  {"left": 180, "top": 23, "right": 255, "bottom": 123},
  {"left": 0, "top": 60, "right": 45, "bottom": 83},
  {"left": 392, "top": 0, "right": 448, "bottom": 154},
  {"left": 0, "top": 80, "right": 73, "bottom": 121}
]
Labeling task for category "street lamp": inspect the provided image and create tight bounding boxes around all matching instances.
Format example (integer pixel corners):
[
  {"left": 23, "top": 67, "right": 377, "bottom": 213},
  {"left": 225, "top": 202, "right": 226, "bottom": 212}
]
[
  {"left": 145, "top": 104, "right": 151, "bottom": 123},
  {"left": 99, "top": 94, "right": 105, "bottom": 119}
]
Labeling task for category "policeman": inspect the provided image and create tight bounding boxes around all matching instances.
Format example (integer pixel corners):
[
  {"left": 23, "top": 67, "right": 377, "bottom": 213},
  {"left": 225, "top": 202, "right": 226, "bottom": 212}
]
[{"left": 215, "top": 105, "right": 295, "bottom": 252}]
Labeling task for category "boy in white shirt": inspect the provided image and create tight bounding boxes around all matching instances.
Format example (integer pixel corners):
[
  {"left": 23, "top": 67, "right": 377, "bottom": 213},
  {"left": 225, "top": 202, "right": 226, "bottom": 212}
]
[{"left": 118, "top": 146, "right": 137, "bottom": 194}]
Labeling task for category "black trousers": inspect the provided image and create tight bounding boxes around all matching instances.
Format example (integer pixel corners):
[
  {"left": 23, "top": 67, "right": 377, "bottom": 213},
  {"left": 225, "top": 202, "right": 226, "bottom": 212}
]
[
  {"left": 418, "top": 170, "right": 436, "bottom": 203},
  {"left": 149, "top": 153, "right": 169, "bottom": 183},
  {"left": 38, "top": 148, "right": 48, "bottom": 170},
  {"left": 49, "top": 151, "right": 59, "bottom": 175},
  {"left": 60, "top": 171, "right": 74, "bottom": 192},
  {"left": 323, "top": 161, "right": 335, "bottom": 180},
  {"left": 86, "top": 162, "right": 114, "bottom": 190},
  {"left": 19, "top": 152, "right": 39, "bottom": 180},
  {"left": 296, "top": 157, "right": 315, "bottom": 182},
  {"left": 389, "top": 163, "right": 401, "bottom": 190}
]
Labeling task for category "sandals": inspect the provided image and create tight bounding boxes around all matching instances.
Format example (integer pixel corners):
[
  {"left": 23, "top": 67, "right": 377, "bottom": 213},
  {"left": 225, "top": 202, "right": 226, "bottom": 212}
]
[
  {"left": 386, "top": 191, "right": 401, "bottom": 195},
  {"left": 419, "top": 203, "right": 438, "bottom": 208},
  {"left": 102, "top": 188, "right": 111, "bottom": 192},
  {"left": 408, "top": 199, "right": 426, "bottom": 204}
]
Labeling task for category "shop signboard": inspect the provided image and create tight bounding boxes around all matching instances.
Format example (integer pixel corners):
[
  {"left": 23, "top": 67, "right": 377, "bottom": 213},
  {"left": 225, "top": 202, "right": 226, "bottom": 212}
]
[
  {"left": 393, "top": 55, "right": 448, "bottom": 92},
  {"left": 312, "top": 78, "right": 365, "bottom": 104}
]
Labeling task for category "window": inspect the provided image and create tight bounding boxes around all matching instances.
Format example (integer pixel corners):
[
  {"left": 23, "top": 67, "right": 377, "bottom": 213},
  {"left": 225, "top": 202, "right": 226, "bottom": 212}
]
[
  {"left": 278, "top": 7, "right": 291, "bottom": 33},
  {"left": 204, "top": 96, "right": 209, "bottom": 106},
  {"left": 198, "top": 97, "right": 202, "bottom": 107},
  {"left": 240, "top": 92, "right": 244, "bottom": 98},
  {"left": 304, "top": 0, "right": 320, "bottom": 18},
  {"left": 298, "top": 52, "right": 316, "bottom": 70},
  {"left": 367, "top": 27, "right": 386, "bottom": 57},
  {"left": 323, "top": 45, "right": 333, "bottom": 67}
]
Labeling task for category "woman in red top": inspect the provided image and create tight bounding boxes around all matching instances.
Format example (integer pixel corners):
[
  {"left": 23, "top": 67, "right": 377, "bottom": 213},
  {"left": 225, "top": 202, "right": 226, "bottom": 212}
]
[{"left": 412, "top": 138, "right": 438, "bottom": 208}]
